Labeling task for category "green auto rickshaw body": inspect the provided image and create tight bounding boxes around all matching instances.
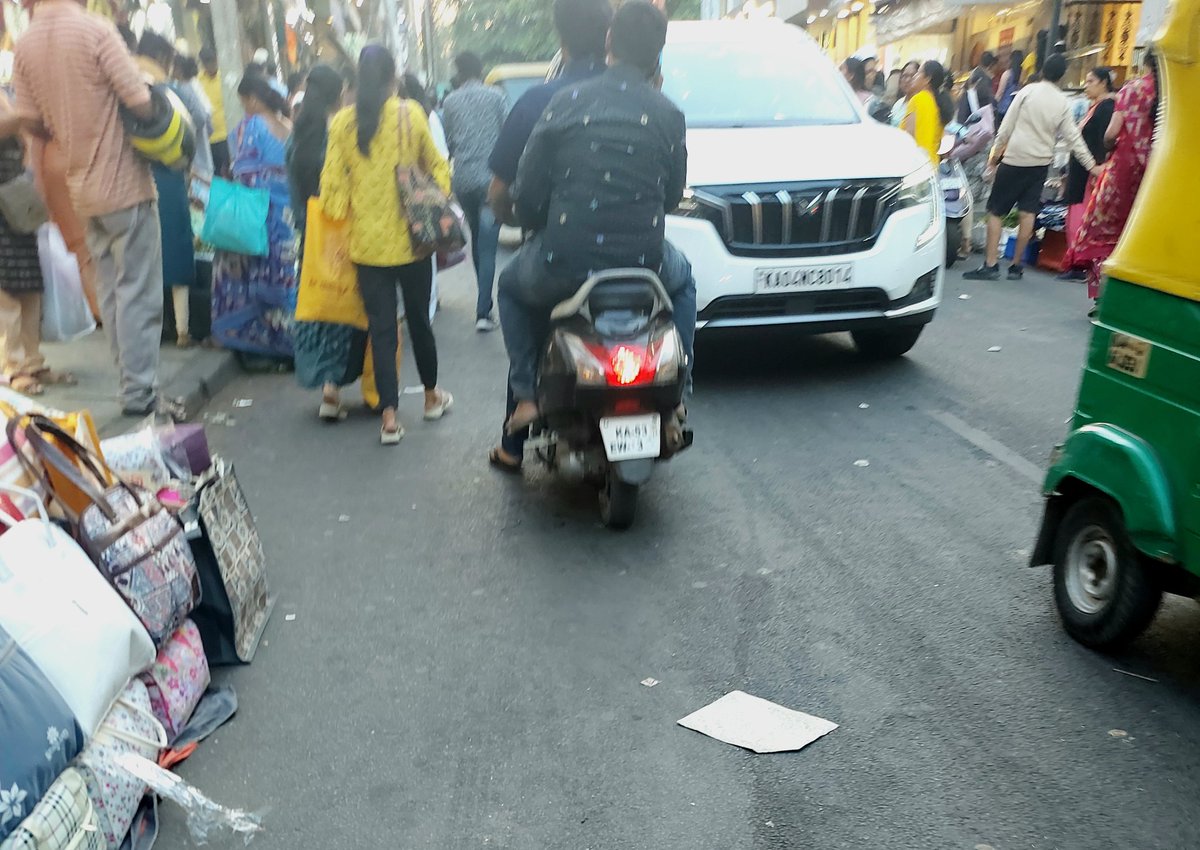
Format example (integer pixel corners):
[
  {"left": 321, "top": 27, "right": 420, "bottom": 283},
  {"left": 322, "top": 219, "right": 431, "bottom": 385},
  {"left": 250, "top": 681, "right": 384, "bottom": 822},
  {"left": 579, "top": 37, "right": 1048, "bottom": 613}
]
[{"left": 1031, "top": 280, "right": 1200, "bottom": 590}]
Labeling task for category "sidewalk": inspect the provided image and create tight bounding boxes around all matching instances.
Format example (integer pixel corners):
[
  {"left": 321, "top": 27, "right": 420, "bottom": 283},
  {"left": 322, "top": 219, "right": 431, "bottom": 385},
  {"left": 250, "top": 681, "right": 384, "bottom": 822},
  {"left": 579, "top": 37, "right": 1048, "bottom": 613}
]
[{"left": 34, "top": 332, "right": 238, "bottom": 436}]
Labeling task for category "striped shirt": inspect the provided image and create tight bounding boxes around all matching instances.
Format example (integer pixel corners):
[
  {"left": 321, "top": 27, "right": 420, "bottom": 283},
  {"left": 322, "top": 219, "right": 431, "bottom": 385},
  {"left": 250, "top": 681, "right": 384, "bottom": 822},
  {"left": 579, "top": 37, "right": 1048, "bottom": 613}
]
[{"left": 13, "top": 0, "right": 154, "bottom": 218}]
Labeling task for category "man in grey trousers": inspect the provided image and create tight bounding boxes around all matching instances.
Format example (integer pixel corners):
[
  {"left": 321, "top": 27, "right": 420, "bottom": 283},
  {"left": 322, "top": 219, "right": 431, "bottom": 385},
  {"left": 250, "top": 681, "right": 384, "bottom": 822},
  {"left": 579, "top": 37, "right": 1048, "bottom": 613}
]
[{"left": 13, "top": 0, "right": 163, "bottom": 415}]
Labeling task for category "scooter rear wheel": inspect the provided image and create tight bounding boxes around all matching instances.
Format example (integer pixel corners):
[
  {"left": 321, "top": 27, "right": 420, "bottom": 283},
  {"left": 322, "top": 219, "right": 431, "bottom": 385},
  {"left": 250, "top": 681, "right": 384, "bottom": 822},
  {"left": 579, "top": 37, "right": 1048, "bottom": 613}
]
[{"left": 599, "top": 472, "right": 638, "bottom": 530}]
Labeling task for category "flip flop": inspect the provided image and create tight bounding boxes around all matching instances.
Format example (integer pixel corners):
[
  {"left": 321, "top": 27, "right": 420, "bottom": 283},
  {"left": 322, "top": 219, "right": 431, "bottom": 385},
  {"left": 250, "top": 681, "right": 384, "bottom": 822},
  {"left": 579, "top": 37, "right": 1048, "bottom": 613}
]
[
  {"left": 318, "top": 400, "right": 347, "bottom": 422},
  {"left": 488, "top": 446, "right": 522, "bottom": 474}
]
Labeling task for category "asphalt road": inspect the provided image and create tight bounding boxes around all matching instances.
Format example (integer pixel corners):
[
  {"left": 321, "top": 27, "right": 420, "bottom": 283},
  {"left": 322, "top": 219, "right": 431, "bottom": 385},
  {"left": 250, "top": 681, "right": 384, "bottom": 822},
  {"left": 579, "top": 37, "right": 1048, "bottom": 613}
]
[{"left": 161, "top": 261, "right": 1200, "bottom": 850}]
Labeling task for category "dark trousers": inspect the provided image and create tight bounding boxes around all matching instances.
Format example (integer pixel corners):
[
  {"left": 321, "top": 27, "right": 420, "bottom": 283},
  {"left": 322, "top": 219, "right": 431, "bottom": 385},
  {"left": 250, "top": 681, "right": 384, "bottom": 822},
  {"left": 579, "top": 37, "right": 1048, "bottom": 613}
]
[{"left": 356, "top": 261, "right": 437, "bottom": 411}]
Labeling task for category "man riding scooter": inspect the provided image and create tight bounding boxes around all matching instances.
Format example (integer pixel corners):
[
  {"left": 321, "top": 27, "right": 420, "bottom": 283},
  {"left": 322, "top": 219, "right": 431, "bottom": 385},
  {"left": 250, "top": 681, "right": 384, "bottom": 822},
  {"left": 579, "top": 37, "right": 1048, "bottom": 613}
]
[{"left": 488, "top": 0, "right": 697, "bottom": 473}]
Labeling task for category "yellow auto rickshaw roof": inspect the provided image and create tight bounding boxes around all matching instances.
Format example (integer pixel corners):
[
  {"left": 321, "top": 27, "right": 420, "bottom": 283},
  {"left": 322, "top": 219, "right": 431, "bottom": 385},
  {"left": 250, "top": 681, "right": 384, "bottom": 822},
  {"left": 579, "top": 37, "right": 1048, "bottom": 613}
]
[{"left": 1107, "top": 0, "right": 1200, "bottom": 301}]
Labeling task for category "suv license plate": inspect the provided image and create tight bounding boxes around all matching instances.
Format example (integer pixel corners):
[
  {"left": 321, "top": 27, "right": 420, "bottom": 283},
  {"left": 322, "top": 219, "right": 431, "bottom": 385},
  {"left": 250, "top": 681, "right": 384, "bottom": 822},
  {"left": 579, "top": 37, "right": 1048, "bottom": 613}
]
[
  {"left": 599, "top": 414, "right": 661, "bottom": 462},
  {"left": 755, "top": 264, "right": 853, "bottom": 293}
]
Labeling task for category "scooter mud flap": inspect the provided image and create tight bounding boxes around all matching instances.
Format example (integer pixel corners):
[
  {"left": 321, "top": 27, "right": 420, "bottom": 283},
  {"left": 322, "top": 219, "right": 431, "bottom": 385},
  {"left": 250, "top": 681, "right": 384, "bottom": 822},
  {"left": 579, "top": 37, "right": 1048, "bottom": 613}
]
[{"left": 613, "top": 459, "right": 655, "bottom": 486}]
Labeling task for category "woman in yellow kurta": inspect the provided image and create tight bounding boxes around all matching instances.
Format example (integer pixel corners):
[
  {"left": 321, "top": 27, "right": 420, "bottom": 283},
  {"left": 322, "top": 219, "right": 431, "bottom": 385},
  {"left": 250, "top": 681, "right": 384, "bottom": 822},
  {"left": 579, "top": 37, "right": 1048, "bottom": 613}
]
[
  {"left": 321, "top": 46, "right": 454, "bottom": 445},
  {"left": 902, "top": 61, "right": 953, "bottom": 169}
]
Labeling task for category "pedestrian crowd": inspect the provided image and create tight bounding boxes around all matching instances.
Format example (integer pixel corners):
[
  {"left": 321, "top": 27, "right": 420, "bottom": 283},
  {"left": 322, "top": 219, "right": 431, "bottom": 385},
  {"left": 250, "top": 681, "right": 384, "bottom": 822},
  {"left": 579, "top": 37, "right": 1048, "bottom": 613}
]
[
  {"left": 855, "top": 44, "right": 1158, "bottom": 315},
  {"left": 1, "top": 0, "right": 687, "bottom": 455}
]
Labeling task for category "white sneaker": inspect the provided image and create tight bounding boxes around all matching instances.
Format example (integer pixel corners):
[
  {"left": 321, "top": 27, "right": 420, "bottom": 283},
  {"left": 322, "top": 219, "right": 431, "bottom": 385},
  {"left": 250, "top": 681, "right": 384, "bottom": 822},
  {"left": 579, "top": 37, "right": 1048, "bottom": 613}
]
[{"left": 475, "top": 317, "right": 498, "bottom": 333}]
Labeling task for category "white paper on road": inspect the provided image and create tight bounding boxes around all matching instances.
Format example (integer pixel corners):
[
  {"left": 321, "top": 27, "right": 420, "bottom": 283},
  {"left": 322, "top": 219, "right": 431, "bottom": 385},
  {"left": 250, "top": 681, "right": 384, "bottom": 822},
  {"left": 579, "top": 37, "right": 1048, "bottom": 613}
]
[{"left": 677, "top": 690, "right": 837, "bottom": 754}]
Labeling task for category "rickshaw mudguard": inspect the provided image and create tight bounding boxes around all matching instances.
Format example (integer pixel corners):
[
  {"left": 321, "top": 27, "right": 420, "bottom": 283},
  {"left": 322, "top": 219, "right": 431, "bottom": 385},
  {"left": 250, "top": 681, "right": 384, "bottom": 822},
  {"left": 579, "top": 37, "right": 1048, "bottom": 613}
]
[{"left": 1031, "top": 424, "right": 1180, "bottom": 566}]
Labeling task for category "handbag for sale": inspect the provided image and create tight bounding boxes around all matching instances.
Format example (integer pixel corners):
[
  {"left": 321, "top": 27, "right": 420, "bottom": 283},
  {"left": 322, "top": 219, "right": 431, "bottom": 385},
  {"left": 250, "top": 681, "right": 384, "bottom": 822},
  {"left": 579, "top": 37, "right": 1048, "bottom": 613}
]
[
  {"left": 0, "top": 768, "right": 104, "bottom": 850},
  {"left": 11, "top": 417, "right": 200, "bottom": 646},
  {"left": 139, "top": 620, "right": 209, "bottom": 743},
  {"left": 200, "top": 177, "right": 269, "bottom": 257},
  {"left": 0, "top": 496, "right": 155, "bottom": 738},
  {"left": 2, "top": 405, "right": 111, "bottom": 521},
  {"left": 0, "top": 626, "right": 86, "bottom": 844},
  {"left": 186, "top": 458, "right": 273, "bottom": 665},
  {"left": 0, "top": 170, "right": 48, "bottom": 235},
  {"left": 294, "top": 197, "right": 369, "bottom": 330},
  {"left": 74, "top": 679, "right": 165, "bottom": 850},
  {"left": 394, "top": 102, "right": 465, "bottom": 258}
]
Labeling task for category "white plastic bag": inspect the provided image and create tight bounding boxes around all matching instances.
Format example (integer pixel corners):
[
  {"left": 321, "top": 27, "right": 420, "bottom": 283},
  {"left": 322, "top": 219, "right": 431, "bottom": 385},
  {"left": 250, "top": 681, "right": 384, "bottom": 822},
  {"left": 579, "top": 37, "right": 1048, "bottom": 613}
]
[
  {"left": 0, "top": 490, "right": 155, "bottom": 737},
  {"left": 38, "top": 222, "right": 96, "bottom": 343}
]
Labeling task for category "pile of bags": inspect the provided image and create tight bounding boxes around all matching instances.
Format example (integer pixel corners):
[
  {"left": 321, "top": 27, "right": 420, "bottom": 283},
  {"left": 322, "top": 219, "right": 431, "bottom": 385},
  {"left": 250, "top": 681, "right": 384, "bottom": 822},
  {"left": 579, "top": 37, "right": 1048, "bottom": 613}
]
[{"left": 0, "top": 391, "right": 272, "bottom": 849}]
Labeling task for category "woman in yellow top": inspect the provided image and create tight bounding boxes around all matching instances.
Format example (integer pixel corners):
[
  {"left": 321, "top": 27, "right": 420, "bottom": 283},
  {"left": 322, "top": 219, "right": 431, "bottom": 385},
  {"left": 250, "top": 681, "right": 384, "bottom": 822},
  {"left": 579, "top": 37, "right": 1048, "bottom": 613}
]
[
  {"left": 321, "top": 46, "right": 454, "bottom": 445},
  {"left": 902, "top": 60, "right": 955, "bottom": 169}
]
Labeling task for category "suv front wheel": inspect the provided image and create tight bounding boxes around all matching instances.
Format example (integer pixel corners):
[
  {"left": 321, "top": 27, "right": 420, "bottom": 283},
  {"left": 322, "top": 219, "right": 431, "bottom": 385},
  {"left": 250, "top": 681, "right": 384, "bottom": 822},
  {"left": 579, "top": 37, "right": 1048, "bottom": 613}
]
[{"left": 852, "top": 326, "right": 924, "bottom": 359}]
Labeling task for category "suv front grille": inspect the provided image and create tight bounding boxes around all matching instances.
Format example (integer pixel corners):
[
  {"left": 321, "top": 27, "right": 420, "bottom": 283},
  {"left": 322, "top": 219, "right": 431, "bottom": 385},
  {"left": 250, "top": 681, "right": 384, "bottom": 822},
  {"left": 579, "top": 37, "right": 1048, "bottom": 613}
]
[{"left": 688, "top": 179, "right": 903, "bottom": 258}]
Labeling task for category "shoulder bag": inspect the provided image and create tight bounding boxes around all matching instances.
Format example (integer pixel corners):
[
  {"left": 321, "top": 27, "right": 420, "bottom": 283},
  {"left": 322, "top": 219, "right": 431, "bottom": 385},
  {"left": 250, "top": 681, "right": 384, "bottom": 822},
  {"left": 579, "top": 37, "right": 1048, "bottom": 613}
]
[
  {"left": 9, "top": 416, "right": 200, "bottom": 646},
  {"left": 393, "top": 100, "right": 465, "bottom": 258},
  {"left": 0, "top": 170, "right": 48, "bottom": 235},
  {"left": 75, "top": 679, "right": 166, "bottom": 850}
]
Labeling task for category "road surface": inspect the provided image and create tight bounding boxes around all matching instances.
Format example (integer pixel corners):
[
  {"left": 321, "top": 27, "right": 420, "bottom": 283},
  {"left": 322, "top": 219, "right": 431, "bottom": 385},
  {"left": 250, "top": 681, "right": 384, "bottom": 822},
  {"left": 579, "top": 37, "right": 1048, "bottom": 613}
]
[{"left": 162, "top": 262, "right": 1200, "bottom": 849}]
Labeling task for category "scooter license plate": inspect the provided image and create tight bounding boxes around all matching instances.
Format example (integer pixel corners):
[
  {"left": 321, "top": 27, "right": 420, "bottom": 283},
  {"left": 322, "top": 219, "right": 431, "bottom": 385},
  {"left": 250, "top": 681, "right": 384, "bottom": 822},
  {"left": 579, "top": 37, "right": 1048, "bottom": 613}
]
[{"left": 599, "top": 414, "right": 661, "bottom": 462}]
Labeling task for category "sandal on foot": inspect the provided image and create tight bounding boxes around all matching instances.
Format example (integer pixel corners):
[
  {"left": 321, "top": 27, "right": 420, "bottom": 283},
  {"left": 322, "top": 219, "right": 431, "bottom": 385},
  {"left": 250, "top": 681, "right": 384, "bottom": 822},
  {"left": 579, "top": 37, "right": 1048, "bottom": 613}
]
[
  {"left": 424, "top": 389, "right": 454, "bottom": 421},
  {"left": 381, "top": 423, "right": 405, "bottom": 445},
  {"left": 9, "top": 375, "right": 43, "bottom": 396},
  {"left": 488, "top": 446, "right": 522, "bottom": 474},
  {"left": 318, "top": 401, "right": 347, "bottom": 422}
]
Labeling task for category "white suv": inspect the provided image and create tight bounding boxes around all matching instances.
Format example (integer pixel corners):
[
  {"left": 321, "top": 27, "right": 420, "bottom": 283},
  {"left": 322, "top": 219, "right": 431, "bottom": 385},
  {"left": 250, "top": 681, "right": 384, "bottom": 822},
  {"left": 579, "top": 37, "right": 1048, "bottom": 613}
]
[{"left": 662, "top": 21, "right": 944, "bottom": 358}]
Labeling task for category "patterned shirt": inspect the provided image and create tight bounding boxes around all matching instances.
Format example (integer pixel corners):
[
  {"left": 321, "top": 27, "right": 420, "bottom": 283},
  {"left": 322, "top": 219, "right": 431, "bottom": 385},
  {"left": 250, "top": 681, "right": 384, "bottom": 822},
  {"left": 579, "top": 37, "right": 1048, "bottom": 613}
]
[
  {"left": 440, "top": 80, "right": 507, "bottom": 197},
  {"left": 513, "top": 64, "right": 687, "bottom": 283},
  {"left": 13, "top": 0, "right": 154, "bottom": 218}
]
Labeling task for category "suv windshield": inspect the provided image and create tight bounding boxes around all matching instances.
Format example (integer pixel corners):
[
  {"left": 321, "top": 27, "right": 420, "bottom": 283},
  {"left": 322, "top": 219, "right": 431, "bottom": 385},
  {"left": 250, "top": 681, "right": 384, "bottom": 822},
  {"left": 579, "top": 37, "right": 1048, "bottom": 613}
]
[{"left": 661, "top": 39, "right": 861, "bottom": 128}]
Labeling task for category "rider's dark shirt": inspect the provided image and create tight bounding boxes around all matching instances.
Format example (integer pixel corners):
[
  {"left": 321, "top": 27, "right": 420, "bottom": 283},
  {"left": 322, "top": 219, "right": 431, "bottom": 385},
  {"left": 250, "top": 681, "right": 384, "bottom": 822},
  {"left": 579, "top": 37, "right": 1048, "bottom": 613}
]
[{"left": 512, "top": 63, "right": 687, "bottom": 284}]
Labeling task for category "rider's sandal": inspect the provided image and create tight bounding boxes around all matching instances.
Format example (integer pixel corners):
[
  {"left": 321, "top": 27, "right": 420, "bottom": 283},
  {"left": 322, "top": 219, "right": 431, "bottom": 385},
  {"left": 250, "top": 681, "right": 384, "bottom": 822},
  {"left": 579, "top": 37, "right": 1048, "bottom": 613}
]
[{"left": 488, "top": 447, "right": 522, "bottom": 474}]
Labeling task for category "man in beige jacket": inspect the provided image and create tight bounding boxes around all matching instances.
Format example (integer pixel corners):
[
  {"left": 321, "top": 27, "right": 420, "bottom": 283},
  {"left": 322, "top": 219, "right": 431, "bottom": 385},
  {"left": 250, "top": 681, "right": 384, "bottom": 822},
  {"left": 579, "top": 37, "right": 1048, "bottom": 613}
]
[{"left": 965, "top": 53, "right": 1103, "bottom": 281}]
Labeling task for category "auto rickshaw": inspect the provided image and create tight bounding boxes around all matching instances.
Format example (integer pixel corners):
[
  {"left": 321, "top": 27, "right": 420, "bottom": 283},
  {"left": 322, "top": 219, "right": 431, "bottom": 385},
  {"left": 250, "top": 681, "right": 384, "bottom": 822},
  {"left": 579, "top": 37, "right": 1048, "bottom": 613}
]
[{"left": 1030, "top": 0, "right": 1200, "bottom": 650}]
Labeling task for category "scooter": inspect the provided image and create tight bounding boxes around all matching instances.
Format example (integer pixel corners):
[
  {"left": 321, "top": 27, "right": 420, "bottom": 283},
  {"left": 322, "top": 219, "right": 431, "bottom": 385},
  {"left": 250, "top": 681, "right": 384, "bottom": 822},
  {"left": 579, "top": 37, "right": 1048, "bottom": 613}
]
[
  {"left": 526, "top": 269, "right": 692, "bottom": 529},
  {"left": 938, "top": 122, "right": 973, "bottom": 268}
]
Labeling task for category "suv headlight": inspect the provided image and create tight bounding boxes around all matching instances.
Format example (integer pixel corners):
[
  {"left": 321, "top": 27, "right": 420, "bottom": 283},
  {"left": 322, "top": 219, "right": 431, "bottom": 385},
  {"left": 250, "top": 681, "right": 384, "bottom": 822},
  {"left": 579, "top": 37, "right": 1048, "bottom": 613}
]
[
  {"left": 896, "top": 166, "right": 940, "bottom": 249},
  {"left": 674, "top": 188, "right": 730, "bottom": 239}
]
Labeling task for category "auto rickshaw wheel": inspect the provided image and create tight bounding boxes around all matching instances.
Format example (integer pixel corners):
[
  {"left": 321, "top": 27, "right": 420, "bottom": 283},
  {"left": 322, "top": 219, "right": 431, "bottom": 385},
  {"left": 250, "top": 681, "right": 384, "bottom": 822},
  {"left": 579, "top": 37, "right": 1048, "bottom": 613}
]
[{"left": 1052, "top": 496, "right": 1162, "bottom": 650}]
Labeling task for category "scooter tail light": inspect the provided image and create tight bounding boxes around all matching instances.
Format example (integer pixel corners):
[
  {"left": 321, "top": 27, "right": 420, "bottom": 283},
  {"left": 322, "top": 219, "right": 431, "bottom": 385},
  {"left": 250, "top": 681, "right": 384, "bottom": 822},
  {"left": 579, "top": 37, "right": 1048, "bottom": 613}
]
[{"left": 592, "top": 343, "right": 655, "bottom": 386}]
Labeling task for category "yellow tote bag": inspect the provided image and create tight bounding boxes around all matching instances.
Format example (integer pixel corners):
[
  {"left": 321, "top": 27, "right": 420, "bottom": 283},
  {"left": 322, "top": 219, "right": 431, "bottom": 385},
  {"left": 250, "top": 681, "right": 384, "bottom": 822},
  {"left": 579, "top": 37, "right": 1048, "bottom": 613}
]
[{"left": 295, "top": 198, "right": 369, "bottom": 330}]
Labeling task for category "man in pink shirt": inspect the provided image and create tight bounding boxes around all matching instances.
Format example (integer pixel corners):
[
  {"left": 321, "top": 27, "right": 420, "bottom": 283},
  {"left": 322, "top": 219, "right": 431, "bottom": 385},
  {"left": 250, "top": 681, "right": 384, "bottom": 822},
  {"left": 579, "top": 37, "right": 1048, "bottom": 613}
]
[{"left": 14, "top": 0, "right": 164, "bottom": 416}]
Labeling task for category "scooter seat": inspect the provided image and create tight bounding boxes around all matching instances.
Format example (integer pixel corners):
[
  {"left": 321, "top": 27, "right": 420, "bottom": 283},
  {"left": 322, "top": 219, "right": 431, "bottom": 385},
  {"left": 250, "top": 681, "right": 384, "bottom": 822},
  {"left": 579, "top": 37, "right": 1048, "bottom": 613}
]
[{"left": 550, "top": 268, "right": 672, "bottom": 323}]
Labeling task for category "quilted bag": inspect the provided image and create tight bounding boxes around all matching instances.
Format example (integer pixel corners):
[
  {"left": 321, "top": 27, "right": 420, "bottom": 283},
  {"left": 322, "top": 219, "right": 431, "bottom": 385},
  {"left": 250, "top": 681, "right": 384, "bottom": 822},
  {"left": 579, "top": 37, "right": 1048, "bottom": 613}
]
[
  {"left": 0, "top": 510, "right": 155, "bottom": 738},
  {"left": 74, "top": 680, "right": 165, "bottom": 850},
  {"left": 394, "top": 102, "right": 465, "bottom": 258},
  {"left": 190, "top": 459, "right": 273, "bottom": 664},
  {"left": 0, "top": 627, "right": 85, "bottom": 844},
  {"left": 77, "top": 485, "right": 200, "bottom": 646},
  {"left": 138, "top": 620, "right": 209, "bottom": 742},
  {"left": 0, "top": 768, "right": 103, "bottom": 850}
]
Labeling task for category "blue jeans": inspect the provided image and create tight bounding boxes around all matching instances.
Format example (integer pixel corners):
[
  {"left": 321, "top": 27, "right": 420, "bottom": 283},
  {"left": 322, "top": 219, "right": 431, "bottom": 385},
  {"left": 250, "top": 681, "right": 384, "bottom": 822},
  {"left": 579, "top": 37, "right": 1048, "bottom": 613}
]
[
  {"left": 458, "top": 187, "right": 501, "bottom": 320},
  {"left": 498, "top": 234, "right": 697, "bottom": 415}
]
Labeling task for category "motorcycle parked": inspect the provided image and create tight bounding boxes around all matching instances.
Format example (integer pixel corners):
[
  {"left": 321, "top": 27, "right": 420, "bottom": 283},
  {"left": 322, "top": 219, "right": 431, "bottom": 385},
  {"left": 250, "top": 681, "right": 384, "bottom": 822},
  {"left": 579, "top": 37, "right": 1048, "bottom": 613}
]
[{"left": 526, "top": 269, "right": 692, "bottom": 529}]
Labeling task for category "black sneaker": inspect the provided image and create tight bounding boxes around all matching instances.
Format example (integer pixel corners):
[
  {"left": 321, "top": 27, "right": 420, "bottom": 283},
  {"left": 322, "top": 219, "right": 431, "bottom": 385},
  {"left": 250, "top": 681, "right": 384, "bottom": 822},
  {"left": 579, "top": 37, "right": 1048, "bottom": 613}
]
[
  {"left": 963, "top": 264, "right": 1000, "bottom": 281},
  {"left": 1007, "top": 264, "right": 1025, "bottom": 280}
]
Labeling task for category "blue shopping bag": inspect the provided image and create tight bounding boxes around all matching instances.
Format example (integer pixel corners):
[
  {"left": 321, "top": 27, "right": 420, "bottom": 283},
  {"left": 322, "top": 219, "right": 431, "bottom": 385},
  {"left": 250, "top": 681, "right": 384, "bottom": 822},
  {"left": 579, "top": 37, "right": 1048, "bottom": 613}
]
[{"left": 200, "top": 177, "right": 269, "bottom": 257}]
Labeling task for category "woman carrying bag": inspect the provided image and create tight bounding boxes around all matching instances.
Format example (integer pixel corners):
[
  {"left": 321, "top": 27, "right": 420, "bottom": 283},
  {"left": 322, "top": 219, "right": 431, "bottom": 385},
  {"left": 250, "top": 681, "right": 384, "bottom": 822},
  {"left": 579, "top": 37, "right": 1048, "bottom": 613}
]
[
  {"left": 0, "top": 92, "right": 75, "bottom": 395},
  {"left": 210, "top": 73, "right": 296, "bottom": 366},
  {"left": 287, "top": 65, "right": 373, "bottom": 421},
  {"left": 320, "top": 46, "right": 454, "bottom": 445}
]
